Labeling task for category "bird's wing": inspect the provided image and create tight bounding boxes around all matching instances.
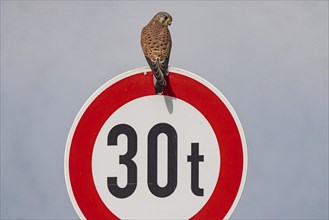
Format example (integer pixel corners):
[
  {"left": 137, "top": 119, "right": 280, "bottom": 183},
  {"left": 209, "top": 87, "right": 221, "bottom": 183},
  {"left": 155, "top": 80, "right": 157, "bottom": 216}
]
[
  {"left": 162, "top": 54, "right": 170, "bottom": 76},
  {"left": 141, "top": 27, "right": 150, "bottom": 56},
  {"left": 161, "top": 29, "right": 172, "bottom": 76}
]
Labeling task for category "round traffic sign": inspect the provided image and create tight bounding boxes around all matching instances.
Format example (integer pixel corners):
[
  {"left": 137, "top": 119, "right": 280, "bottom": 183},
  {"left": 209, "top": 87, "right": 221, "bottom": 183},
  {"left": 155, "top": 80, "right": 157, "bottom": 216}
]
[{"left": 64, "top": 67, "right": 247, "bottom": 219}]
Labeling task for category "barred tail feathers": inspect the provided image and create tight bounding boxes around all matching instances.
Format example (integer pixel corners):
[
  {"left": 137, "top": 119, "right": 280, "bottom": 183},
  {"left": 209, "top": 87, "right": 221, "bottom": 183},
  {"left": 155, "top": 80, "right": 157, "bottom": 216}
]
[
  {"left": 155, "top": 80, "right": 165, "bottom": 94},
  {"left": 145, "top": 57, "right": 167, "bottom": 94}
]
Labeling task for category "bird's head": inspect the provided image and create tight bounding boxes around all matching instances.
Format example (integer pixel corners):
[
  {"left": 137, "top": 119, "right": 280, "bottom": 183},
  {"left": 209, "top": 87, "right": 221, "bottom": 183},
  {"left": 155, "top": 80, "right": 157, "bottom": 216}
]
[{"left": 153, "top": 12, "right": 172, "bottom": 26}]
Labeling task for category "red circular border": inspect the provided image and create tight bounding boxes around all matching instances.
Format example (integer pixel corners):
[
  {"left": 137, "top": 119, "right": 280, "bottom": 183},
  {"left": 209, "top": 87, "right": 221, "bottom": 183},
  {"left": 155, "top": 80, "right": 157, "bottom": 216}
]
[{"left": 68, "top": 71, "right": 244, "bottom": 219}]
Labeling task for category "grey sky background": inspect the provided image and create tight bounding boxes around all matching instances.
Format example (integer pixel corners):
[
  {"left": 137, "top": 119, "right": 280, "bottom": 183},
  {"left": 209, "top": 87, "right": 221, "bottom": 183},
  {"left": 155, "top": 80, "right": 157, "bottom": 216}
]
[{"left": 1, "top": 1, "right": 328, "bottom": 219}]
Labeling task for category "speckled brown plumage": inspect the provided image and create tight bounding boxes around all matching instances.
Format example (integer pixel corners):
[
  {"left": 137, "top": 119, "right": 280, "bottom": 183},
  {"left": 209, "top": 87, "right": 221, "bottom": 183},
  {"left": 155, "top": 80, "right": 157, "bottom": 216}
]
[{"left": 141, "top": 12, "right": 172, "bottom": 94}]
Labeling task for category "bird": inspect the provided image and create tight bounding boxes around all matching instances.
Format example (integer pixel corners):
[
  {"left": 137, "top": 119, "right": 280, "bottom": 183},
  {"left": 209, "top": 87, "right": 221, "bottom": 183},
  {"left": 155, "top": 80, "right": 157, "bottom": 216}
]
[{"left": 141, "top": 12, "right": 172, "bottom": 94}]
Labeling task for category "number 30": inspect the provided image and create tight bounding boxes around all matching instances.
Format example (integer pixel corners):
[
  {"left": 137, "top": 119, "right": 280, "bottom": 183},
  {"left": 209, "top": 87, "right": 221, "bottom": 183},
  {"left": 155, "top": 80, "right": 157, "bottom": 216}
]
[{"left": 107, "top": 123, "right": 177, "bottom": 199}]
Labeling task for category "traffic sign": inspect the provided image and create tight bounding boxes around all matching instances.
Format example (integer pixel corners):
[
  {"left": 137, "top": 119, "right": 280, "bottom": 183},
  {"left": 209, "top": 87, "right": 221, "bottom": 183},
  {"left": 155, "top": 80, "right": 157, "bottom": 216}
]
[{"left": 64, "top": 67, "right": 247, "bottom": 219}]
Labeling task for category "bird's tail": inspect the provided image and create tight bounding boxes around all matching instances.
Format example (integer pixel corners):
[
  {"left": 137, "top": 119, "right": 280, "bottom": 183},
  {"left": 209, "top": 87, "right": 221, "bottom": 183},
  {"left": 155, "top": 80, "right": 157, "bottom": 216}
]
[
  {"left": 145, "top": 57, "right": 167, "bottom": 94},
  {"left": 152, "top": 60, "right": 167, "bottom": 94},
  {"left": 155, "top": 79, "right": 166, "bottom": 94}
]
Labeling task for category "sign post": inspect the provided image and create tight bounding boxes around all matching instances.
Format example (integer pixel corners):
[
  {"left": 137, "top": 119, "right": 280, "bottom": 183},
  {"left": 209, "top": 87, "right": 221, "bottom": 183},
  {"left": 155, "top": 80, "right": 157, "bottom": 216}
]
[{"left": 64, "top": 67, "right": 247, "bottom": 219}]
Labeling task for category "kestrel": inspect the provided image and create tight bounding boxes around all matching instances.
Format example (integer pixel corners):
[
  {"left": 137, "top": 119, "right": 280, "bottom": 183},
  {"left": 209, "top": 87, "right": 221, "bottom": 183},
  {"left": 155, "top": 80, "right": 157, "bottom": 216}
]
[{"left": 141, "top": 12, "right": 172, "bottom": 94}]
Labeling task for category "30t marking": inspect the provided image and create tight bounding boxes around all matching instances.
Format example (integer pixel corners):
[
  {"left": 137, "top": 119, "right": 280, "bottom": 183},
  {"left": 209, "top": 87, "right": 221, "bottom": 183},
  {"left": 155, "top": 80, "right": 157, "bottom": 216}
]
[{"left": 107, "top": 123, "right": 204, "bottom": 198}]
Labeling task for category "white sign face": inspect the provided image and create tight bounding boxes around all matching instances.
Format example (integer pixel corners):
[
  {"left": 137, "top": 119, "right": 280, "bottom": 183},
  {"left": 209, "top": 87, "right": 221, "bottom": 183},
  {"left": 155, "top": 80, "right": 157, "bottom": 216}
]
[
  {"left": 92, "top": 96, "right": 220, "bottom": 219},
  {"left": 65, "top": 67, "right": 247, "bottom": 220}
]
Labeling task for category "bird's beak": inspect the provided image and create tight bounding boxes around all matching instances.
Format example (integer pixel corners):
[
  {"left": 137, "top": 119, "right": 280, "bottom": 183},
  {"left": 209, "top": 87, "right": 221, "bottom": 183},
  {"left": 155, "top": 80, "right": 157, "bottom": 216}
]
[{"left": 166, "top": 18, "right": 172, "bottom": 26}]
